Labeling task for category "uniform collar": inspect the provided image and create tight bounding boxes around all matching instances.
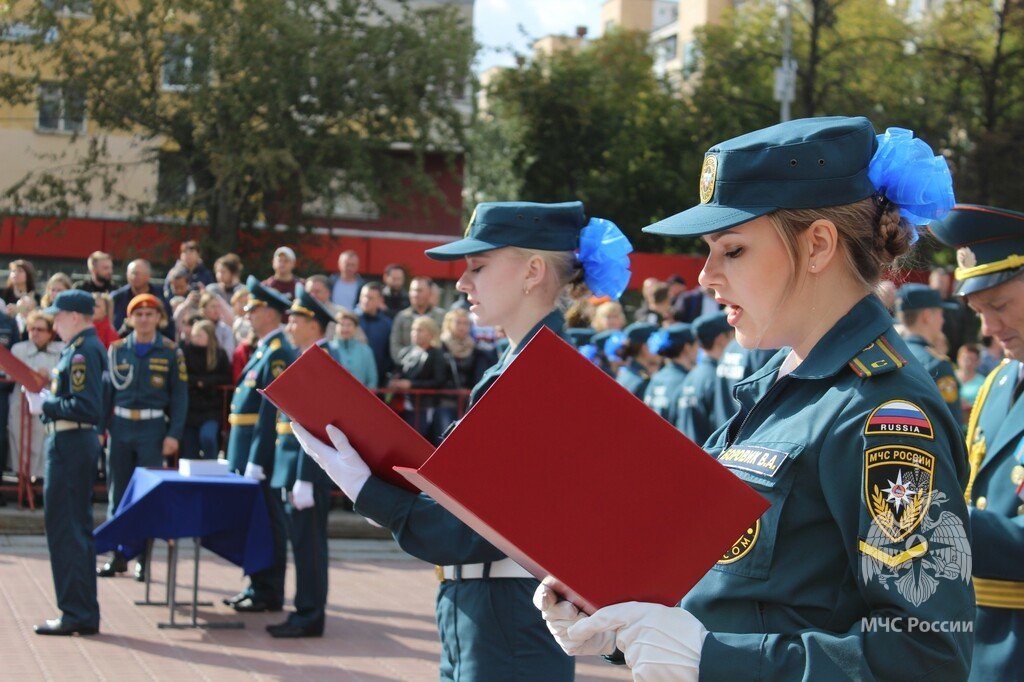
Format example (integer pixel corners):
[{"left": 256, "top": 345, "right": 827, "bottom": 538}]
[
  {"left": 258, "top": 326, "right": 285, "bottom": 348},
  {"left": 66, "top": 326, "right": 97, "bottom": 348},
  {"left": 507, "top": 309, "right": 564, "bottom": 361},
  {"left": 783, "top": 294, "right": 894, "bottom": 380},
  {"left": 904, "top": 334, "right": 929, "bottom": 347}
]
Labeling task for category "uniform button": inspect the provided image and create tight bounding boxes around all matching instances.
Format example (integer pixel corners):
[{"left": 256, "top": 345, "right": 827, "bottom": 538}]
[
  {"left": 1012, "top": 465, "right": 1024, "bottom": 485},
  {"left": 975, "top": 497, "right": 988, "bottom": 510},
  {"left": 1017, "top": 504, "right": 1024, "bottom": 517}
]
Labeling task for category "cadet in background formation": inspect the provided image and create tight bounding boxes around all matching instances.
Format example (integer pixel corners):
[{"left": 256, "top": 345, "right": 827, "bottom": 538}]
[
  {"left": 643, "top": 323, "right": 696, "bottom": 424},
  {"left": 539, "top": 116, "right": 974, "bottom": 679},
  {"left": 715, "top": 338, "right": 776, "bottom": 427},
  {"left": 25, "top": 290, "right": 108, "bottom": 636},
  {"left": 676, "top": 312, "right": 732, "bottom": 445},
  {"left": 223, "top": 276, "right": 297, "bottom": 613},
  {"left": 896, "top": 283, "right": 962, "bottom": 426},
  {"left": 614, "top": 322, "right": 658, "bottom": 399},
  {"left": 267, "top": 284, "right": 337, "bottom": 638},
  {"left": 931, "top": 204, "right": 1024, "bottom": 680},
  {"left": 98, "top": 294, "right": 187, "bottom": 580}
]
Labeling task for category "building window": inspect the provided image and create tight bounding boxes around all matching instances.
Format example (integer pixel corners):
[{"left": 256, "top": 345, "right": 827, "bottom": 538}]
[
  {"left": 42, "top": 0, "right": 92, "bottom": 15},
  {"left": 162, "top": 35, "right": 209, "bottom": 90},
  {"left": 156, "top": 151, "right": 194, "bottom": 205},
  {"left": 37, "top": 83, "right": 86, "bottom": 133},
  {"left": 682, "top": 40, "right": 700, "bottom": 78},
  {"left": 654, "top": 35, "right": 678, "bottom": 66}
]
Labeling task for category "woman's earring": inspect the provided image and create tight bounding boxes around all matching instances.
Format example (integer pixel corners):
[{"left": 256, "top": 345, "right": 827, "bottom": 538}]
[{"left": 523, "top": 287, "right": 530, "bottom": 295}]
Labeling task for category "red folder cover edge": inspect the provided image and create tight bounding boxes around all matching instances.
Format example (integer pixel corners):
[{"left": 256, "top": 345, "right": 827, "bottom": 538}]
[
  {"left": 0, "top": 344, "right": 48, "bottom": 393},
  {"left": 260, "top": 344, "right": 432, "bottom": 493}
]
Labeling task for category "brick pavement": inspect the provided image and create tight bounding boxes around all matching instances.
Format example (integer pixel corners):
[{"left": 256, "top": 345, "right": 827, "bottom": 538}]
[{"left": 0, "top": 536, "right": 630, "bottom": 681}]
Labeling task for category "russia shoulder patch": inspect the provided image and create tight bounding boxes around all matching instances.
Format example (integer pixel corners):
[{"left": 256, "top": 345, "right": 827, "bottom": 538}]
[{"left": 865, "top": 400, "right": 934, "bottom": 439}]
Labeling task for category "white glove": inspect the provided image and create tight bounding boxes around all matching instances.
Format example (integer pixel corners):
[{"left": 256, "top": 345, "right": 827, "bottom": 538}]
[
  {"left": 23, "top": 387, "right": 51, "bottom": 416},
  {"left": 568, "top": 602, "right": 707, "bottom": 682},
  {"left": 243, "top": 462, "right": 266, "bottom": 481},
  {"left": 534, "top": 584, "right": 615, "bottom": 655},
  {"left": 291, "top": 423, "right": 371, "bottom": 502},
  {"left": 291, "top": 480, "right": 315, "bottom": 510}
]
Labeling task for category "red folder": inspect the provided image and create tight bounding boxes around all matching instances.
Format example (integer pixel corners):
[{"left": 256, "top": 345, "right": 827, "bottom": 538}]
[
  {"left": 260, "top": 344, "right": 432, "bottom": 493},
  {"left": 396, "top": 327, "right": 769, "bottom": 614},
  {"left": 0, "top": 344, "right": 48, "bottom": 393}
]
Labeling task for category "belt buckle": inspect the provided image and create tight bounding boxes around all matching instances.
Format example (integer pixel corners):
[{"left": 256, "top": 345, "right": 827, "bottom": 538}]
[
  {"left": 435, "top": 565, "right": 445, "bottom": 582},
  {"left": 130, "top": 409, "right": 141, "bottom": 420}
]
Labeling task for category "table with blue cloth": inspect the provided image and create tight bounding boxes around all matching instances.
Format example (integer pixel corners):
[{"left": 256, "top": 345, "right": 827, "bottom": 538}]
[{"left": 94, "top": 468, "right": 273, "bottom": 628}]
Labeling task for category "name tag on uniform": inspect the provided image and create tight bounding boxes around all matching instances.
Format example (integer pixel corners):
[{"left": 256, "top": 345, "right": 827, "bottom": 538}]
[{"left": 719, "top": 445, "right": 791, "bottom": 478}]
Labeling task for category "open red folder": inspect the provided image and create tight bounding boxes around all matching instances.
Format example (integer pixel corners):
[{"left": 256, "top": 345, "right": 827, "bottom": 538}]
[
  {"left": 0, "top": 344, "right": 48, "bottom": 393},
  {"left": 396, "top": 327, "right": 769, "bottom": 614},
  {"left": 260, "top": 344, "right": 432, "bottom": 493}
]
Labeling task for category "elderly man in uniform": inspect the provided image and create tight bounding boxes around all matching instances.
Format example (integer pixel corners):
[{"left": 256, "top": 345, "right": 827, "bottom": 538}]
[
  {"left": 895, "top": 283, "right": 962, "bottom": 426},
  {"left": 266, "top": 284, "right": 336, "bottom": 637},
  {"left": 223, "top": 276, "right": 296, "bottom": 613},
  {"left": 97, "top": 294, "right": 188, "bottom": 580},
  {"left": 24, "top": 290, "right": 107, "bottom": 635},
  {"left": 932, "top": 205, "right": 1024, "bottom": 680}
]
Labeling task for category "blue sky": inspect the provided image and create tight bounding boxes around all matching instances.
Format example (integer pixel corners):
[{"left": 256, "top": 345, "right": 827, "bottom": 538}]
[{"left": 472, "top": 0, "right": 602, "bottom": 72}]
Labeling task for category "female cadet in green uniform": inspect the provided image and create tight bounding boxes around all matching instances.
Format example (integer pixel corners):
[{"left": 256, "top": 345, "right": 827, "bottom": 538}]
[
  {"left": 291, "top": 201, "right": 633, "bottom": 681},
  {"left": 643, "top": 323, "right": 696, "bottom": 424},
  {"left": 615, "top": 322, "right": 659, "bottom": 399},
  {"left": 930, "top": 204, "right": 1024, "bottom": 680},
  {"left": 675, "top": 312, "right": 732, "bottom": 444},
  {"left": 537, "top": 118, "right": 975, "bottom": 679}
]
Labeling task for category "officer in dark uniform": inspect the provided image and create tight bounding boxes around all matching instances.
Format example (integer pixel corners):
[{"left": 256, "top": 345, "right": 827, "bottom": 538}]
[
  {"left": 643, "top": 323, "right": 696, "bottom": 424},
  {"left": 896, "top": 283, "right": 962, "bottom": 425},
  {"left": 25, "top": 290, "right": 107, "bottom": 636},
  {"left": 931, "top": 204, "right": 1024, "bottom": 680},
  {"left": 613, "top": 322, "right": 658, "bottom": 399},
  {"left": 675, "top": 312, "right": 732, "bottom": 445},
  {"left": 98, "top": 293, "right": 188, "bottom": 579},
  {"left": 266, "top": 285, "right": 335, "bottom": 638},
  {"left": 223, "top": 276, "right": 296, "bottom": 613},
  {"left": 0, "top": 308, "right": 18, "bottom": 481}
]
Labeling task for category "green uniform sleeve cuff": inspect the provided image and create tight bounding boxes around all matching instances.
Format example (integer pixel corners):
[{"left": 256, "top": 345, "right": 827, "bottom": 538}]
[
  {"left": 699, "top": 632, "right": 765, "bottom": 680},
  {"left": 353, "top": 475, "right": 415, "bottom": 528}
]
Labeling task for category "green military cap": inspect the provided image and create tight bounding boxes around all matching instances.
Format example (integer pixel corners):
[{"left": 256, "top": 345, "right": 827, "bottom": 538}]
[
  {"left": 623, "top": 322, "right": 659, "bottom": 345},
  {"left": 566, "top": 327, "right": 595, "bottom": 349},
  {"left": 289, "top": 283, "right": 335, "bottom": 329},
  {"left": 895, "top": 283, "right": 957, "bottom": 313},
  {"left": 929, "top": 204, "right": 1024, "bottom": 296},
  {"left": 648, "top": 323, "right": 695, "bottom": 355},
  {"left": 42, "top": 289, "right": 95, "bottom": 315},
  {"left": 425, "top": 201, "right": 586, "bottom": 261},
  {"left": 692, "top": 312, "right": 731, "bottom": 346},
  {"left": 591, "top": 330, "right": 616, "bottom": 349},
  {"left": 645, "top": 117, "right": 878, "bottom": 237},
  {"left": 244, "top": 275, "right": 291, "bottom": 314}
]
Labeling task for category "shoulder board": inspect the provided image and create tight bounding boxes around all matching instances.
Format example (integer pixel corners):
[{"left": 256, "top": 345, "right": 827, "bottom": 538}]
[
  {"left": 848, "top": 334, "right": 908, "bottom": 379},
  {"left": 162, "top": 337, "right": 177, "bottom": 350},
  {"left": 269, "top": 338, "right": 282, "bottom": 351}
]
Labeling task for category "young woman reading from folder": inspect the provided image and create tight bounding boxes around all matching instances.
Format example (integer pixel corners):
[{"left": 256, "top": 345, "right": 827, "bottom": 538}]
[
  {"left": 291, "top": 201, "right": 632, "bottom": 681},
  {"left": 535, "top": 118, "right": 975, "bottom": 680}
]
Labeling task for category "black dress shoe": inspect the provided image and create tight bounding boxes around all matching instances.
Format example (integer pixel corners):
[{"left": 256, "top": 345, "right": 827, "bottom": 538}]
[
  {"left": 265, "top": 621, "right": 323, "bottom": 638},
  {"left": 222, "top": 591, "right": 250, "bottom": 607},
  {"left": 232, "top": 597, "right": 283, "bottom": 613},
  {"left": 34, "top": 619, "right": 99, "bottom": 636},
  {"left": 96, "top": 556, "right": 128, "bottom": 578}
]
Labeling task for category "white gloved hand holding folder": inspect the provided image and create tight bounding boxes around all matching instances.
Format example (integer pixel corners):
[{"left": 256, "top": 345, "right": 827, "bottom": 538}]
[{"left": 291, "top": 423, "right": 371, "bottom": 503}]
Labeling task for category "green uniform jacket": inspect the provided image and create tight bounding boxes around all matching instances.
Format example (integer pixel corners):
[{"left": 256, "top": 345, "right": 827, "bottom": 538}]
[
  {"left": 42, "top": 326, "right": 107, "bottom": 426},
  {"left": 904, "top": 334, "right": 962, "bottom": 428},
  {"left": 686, "top": 295, "right": 974, "bottom": 680},
  {"left": 226, "top": 328, "right": 296, "bottom": 475},
  {"left": 963, "top": 358, "right": 1024, "bottom": 681},
  {"left": 615, "top": 359, "right": 650, "bottom": 400},
  {"left": 676, "top": 355, "right": 719, "bottom": 446},
  {"left": 108, "top": 333, "right": 188, "bottom": 440},
  {"left": 643, "top": 361, "right": 689, "bottom": 424}
]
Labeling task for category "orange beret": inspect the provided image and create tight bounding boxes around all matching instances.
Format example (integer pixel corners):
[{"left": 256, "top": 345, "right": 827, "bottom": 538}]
[{"left": 127, "top": 294, "right": 162, "bottom": 316}]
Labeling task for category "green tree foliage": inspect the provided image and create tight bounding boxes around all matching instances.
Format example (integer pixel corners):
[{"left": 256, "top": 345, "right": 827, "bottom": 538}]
[{"left": 0, "top": 0, "right": 475, "bottom": 251}]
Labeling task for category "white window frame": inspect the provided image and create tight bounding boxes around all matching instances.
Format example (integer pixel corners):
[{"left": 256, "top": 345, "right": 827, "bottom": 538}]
[{"left": 36, "top": 83, "right": 87, "bottom": 134}]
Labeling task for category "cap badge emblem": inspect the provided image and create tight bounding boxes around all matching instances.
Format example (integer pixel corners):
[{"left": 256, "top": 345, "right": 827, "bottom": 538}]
[{"left": 699, "top": 155, "right": 718, "bottom": 205}]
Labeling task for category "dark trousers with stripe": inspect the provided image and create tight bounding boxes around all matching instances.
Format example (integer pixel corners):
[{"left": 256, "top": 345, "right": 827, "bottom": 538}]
[{"left": 283, "top": 483, "right": 331, "bottom": 627}]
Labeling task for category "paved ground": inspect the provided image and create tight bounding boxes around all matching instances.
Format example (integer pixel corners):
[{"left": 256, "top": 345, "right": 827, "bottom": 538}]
[{"left": 0, "top": 536, "right": 630, "bottom": 681}]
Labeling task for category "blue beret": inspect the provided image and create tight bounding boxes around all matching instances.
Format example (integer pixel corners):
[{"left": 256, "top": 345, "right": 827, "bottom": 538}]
[
  {"left": 895, "top": 283, "right": 957, "bottom": 313},
  {"left": 565, "top": 327, "right": 595, "bottom": 349},
  {"left": 290, "top": 283, "right": 335, "bottom": 329},
  {"left": 245, "top": 275, "right": 291, "bottom": 313},
  {"left": 645, "top": 116, "right": 878, "bottom": 237},
  {"left": 623, "top": 322, "right": 659, "bottom": 345},
  {"left": 426, "top": 201, "right": 586, "bottom": 260},
  {"left": 42, "top": 289, "right": 95, "bottom": 315},
  {"left": 929, "top": 204, "right": 1024, "bottom": 296},
  {"left": 692, "top": 312, "right": 731, "bottom": 346}
]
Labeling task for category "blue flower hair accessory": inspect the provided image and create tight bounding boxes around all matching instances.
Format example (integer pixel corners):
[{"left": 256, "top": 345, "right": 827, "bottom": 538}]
[
  {"left": 867, "top": 127, "right": 955, "bottom": 231},
  {"left": 603, "top": 331, "right": 627, "bottom": 358},
  {"left": 647, "top": 329, "right": 670, "bottom": 355},
  {"left": 577, "top": 217, "right": 633, "bottom": 300},
  {"left": 579, "top": 344, "right": 600, "bottom": 364}
]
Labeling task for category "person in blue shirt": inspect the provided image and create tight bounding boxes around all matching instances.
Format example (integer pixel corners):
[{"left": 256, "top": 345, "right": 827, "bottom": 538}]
[
  {"left": 222, "top": 276, "right": 297, "bottom": 613},
  {"left": 24, "top": 290, "right": 108, "bottom": 636},
  {"left": 896, "top": 283, "right": 962, "bottom": 426},
  {"left": 643, "top": 323, "right": 696, "bottom": 424},
  {"left": 265, "top": 284, "right": 339, "bottom": 638},
  {"left": 331, "top": 308, "right": 378, "bottom": 389},
  {"left": 675, "top": 312, "right": 732, "bottom": 445},
  {"left": 291, "top": 201, "right": 633, "bottom": 682},
  {"left": 614, "top": 322, "right": 659, "bottom": 399},
  {"left": 538, "top": 117, "right": 973, "bottom": 679},
  {"left": 356, "top": 282, "right": 393, "bottom": 386},
  {"left": 931, "top": 204, "right": 1024, "bottom": 680},
  {"left": 97, "top": 294, "right": 188, "bottom": 580}
]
